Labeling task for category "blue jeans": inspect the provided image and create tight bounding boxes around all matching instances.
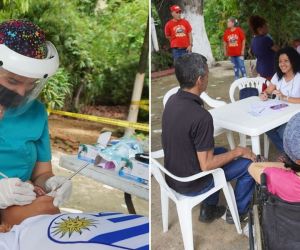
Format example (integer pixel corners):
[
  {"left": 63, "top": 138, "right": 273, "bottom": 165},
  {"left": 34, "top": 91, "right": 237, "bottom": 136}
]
[
  {"left": 230, "top": 56, "right": 247, "bottom": 79},
  {"left": 172, "top": 48, "right": 188, "bottom": 60},
  {"left": 184, "top": 147, "right": 254, "bottom": 214},
  {"left": 266, "top": 123, "right": 287, "bottom": 153}
]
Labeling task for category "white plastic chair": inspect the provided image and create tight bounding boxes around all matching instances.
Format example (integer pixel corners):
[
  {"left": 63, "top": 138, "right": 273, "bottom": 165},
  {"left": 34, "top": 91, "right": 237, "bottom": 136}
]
[
  {"left": 151, "top": 149, "right": 242, "bottom": 250},
  {"left": 229, "top": 77, "right": 270, "bottom": 158},
  {"left": 163, "top": 87, "right": 235, "bottom": 149}
]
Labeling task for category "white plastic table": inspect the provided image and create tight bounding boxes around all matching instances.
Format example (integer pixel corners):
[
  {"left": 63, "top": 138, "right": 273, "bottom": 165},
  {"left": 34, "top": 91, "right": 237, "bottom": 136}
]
[
  {"left": 59, "top": 155, "right": 149, "bottom": 214},
  {"left": 209, "top": 96, "right": 300, "bottom": 155}
]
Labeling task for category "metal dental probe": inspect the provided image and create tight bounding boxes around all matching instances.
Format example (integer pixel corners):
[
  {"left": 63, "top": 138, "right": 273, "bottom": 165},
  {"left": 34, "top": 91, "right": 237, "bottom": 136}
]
[
  {"left": 66, "top": 162, "right": 90, "bottom": 180},
  {"left": 50, "top": 162, "right": 90, "bottom": 193}
]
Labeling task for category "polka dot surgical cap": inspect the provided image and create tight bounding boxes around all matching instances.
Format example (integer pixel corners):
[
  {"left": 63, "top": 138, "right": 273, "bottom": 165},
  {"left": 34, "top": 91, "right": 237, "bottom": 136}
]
[{"left": 0, "top": 19, "right": 47, "bottom": 59}]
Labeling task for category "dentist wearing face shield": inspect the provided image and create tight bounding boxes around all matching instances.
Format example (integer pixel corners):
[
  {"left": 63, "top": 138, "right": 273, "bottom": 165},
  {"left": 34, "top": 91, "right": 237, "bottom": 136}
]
[{"left": 0, "top": 20, "right": 72, "bottom": 209}]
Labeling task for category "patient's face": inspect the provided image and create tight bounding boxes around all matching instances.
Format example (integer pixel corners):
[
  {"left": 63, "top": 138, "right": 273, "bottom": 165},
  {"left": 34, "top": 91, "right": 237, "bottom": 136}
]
[{"left": 1, "top": 195, "right": 60, "bottom": 226}]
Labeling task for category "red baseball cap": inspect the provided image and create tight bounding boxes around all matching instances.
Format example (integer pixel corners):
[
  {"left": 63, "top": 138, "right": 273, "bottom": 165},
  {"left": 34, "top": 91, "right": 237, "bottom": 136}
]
[{"left": 170, "top": 5, "right": 181, "bottom": 12}]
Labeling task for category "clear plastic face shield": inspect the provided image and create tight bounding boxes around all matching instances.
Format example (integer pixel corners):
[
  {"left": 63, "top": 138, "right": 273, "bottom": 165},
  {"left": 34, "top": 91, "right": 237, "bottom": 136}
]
[{"left": 0, "top": 41, "right": 59, "bottom": 109}]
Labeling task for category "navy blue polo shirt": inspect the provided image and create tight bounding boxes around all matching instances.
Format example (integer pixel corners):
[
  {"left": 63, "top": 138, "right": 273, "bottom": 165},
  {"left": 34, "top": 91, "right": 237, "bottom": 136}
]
[{"left": 162, "top": 89, "right": 214, "bottom": 194}]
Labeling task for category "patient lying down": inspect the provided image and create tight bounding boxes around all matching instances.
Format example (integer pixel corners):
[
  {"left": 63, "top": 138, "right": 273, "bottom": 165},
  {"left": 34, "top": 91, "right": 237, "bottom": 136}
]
[{"left": 0, "top": 185, "right": 60, "bottom": 232}]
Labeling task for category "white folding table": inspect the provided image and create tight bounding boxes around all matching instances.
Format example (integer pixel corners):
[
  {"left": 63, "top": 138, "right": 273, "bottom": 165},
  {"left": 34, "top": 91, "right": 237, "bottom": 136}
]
[
  {"left": 209, "top": 96, "right": 300, "bottom": 156},
  {"left": 59, "top": 155, "right": 149, "bottom": 214}
]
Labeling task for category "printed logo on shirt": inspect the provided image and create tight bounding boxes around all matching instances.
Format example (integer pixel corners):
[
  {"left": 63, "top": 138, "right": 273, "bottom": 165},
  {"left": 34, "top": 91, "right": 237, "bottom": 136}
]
[
  {"left": 173, "top": 25, "right": 187, "bottom": 37},
  {"left": 51, "top": 215, "right": 98, "bottom": 238},
  {"left": 228, "top": 34, "right": 239, "bottom": 47},
  {"left": 47, "top": 212, "right": 149, "bottom": 249}
]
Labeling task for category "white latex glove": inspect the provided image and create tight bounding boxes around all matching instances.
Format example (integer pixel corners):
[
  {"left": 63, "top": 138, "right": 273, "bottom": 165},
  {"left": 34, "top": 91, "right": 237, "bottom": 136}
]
[
  {"left": 0, "top": 178, "right": 36, "bottom": 209},
  {"left": 45, "top": 176, "right": 72, "bottom": 207}
]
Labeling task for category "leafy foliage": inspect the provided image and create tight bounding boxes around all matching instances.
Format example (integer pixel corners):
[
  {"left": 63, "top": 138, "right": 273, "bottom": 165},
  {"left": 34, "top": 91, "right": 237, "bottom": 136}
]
[
  {"left": 151, "top": 4, "right": 173, "bottom": 71},
  {"left": 0, "top": 0, "right": 148, "bottom": 110},
  {"left": 40, "top": 68, "right": 72, "bottom": 109},
  {"left": 87, "top": 0, "right": 148, "bottom": 105},
  {"left": 239, "top": 0, "right": 300, "bottom": 47},
  {"left": 204, "top": 0, "right": 300, "bottom": 60},
  {"left": 204, "top": 0, "right": 239, "bottom": 60},
  {"left": 0, "top": 0, "right": 30, "bottom": 14}
]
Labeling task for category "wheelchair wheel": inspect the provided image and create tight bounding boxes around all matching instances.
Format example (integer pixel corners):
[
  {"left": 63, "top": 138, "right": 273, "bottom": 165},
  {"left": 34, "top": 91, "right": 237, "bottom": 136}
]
[
  {"left": 253, "top": 204, "right": 263, "bottom": 250},
  {"left": 249, "top": 205, "right": 263, "bottom": 250}
]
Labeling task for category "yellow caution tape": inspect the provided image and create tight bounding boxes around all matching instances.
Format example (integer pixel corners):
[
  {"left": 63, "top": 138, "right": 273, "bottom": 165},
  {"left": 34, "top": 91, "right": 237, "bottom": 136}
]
[
  {"left": 130, "top": 99, "right": 149, "bottom": 111},
  {"left": 139, "top": 105, "right": 149, "bottom": 111},
  {"left": 48, "top": 109, "right": 149, "bottom": 132},
  {"left": 130, "top": 99, "right": 149, "bottom": 105}
]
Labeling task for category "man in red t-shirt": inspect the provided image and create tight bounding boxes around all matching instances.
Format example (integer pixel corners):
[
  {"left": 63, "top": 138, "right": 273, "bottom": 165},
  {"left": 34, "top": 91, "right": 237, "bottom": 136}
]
[
  {"left": 223, "top": 17, "right": 247, "bottom": 79},
  {"left": 164, "top": 5, "right": 193, "bottom": 60}
]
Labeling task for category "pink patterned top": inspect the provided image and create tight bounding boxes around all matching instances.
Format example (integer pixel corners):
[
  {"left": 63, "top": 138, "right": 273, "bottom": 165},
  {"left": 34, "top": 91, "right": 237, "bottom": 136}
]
[{"left": 264, "top": 167, "right": 300, "bottom": 202}]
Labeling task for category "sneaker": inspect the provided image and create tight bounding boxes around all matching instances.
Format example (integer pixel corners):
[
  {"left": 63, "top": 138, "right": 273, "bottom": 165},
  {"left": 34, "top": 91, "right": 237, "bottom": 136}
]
[
  {"left": 199, "top": 204, "right": 226, "bottom": 223},
  {"left": 225, "top": 208, "right": 248, "bottom": 224}
]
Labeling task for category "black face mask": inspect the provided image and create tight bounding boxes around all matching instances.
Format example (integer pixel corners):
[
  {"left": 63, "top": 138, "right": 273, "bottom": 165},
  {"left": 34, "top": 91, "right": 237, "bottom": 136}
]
[{"left": 0, "top": 84, "right": 25, "bottom": 108}]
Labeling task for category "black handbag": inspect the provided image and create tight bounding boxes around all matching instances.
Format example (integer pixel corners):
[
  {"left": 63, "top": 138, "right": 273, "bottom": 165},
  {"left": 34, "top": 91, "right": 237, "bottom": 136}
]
[{"left": 239, "top": 87, "right": 259, "bottom": 100}]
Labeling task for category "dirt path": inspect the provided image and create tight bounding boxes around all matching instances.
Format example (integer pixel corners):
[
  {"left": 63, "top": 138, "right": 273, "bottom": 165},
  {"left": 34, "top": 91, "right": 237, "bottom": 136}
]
[{"left": 48, "top": 104, "right": 148, "bottom": 153}]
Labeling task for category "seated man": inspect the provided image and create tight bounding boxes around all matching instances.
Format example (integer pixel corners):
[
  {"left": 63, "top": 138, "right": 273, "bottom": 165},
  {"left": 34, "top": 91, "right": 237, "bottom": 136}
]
[
  {"left": 249, "top": 113, "right": 300, "bottom": 202},
  {"left": 162, "top": 53, "right": 256, "bottom": 224}
]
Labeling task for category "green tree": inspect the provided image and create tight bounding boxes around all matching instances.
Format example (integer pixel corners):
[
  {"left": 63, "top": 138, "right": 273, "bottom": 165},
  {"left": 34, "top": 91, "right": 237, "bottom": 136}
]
[
  {"left": 40, "top": 68, "right": 72, "bottom": 110},
  {"left": 204, "top": 0, "right": 300, "bottom": 60},
  {"left": 0, "top": 0, "right": 148, "bottom": 112},
  {"left": 239, "top": 0, "right": 300, "bottom": 47},
  {"left": 204, "top": 0, "right": 239, "bottom": 60},
  {"left": 0, "top": 0, "right": 30, "bottom": 15}
]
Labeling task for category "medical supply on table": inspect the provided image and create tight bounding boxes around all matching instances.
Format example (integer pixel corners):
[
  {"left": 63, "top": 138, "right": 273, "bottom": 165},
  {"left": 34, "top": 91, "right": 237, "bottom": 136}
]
[
  {"left": 78, "top": 144, "right": 99, "bottom": 164},
  {"left": 76, "top": 133, "right": 148, "bottom": 184},
  {"left": 119, "top": 153, "right": 149, "bottom": 185},
  {"left": 98, "top": 138, "right": 144, "bottom": 172},
  {"left": 96, "top": 131, "right": 112, "bottom": 149}
]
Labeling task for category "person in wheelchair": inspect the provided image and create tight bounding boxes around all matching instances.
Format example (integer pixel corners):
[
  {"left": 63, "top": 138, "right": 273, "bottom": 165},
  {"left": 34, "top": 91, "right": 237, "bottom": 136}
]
[
  {"left": 248, "top": 112, "right": 300, "bottom": 202},
  {"left": 248, "top": 112, "right": 300, "bottom": 250}
]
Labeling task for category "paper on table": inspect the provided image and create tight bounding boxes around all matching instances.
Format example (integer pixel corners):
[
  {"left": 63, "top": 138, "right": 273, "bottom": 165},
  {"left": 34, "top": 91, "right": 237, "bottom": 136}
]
[{"left": 248, "top": 99, "right": 288, "bottom": 117}]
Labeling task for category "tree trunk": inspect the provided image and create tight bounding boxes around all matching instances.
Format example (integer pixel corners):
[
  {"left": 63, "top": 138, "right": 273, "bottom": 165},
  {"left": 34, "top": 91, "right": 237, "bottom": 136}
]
[
  {"left": 74, "top": 82, "right": 84, "bottom": 111},
  {"left": 151, "top": 17, "right": 159, "bottom": 51},
  {"left": 125, "top": 17, "right": 149, "bottom": 136},
  {"left": 153, "top": 0, "right": 214, "bottom": 65}
]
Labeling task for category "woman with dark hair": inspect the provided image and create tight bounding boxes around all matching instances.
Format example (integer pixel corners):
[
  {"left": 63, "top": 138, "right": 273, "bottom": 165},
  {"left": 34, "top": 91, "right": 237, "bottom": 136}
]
[
  {"left": 260, "top": 47, "right": 300, "bottom": 103},
  {"left": 248, "top": 15, "right": 279, "bottom": 80},
  {"left": 259, "top": 47, "right": 300, "bottom": 160},
  {"left": 248, "top": 113, "right": 300, "bottom": 202}
]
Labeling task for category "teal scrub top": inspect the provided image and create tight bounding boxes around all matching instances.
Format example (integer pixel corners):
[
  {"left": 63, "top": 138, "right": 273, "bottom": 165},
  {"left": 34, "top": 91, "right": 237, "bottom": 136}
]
[{"left": 0, "top": 100, "right": 51, "bottom": 181}]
